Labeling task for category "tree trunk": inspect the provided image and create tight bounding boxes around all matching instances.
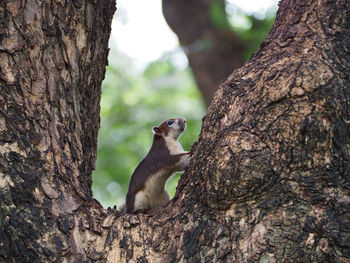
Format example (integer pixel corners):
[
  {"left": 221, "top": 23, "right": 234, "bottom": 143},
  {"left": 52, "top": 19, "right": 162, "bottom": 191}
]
[
  {"left": 162, "top": 0, "right": 244, "bottom": 106},
  {"left": 0, "top": 0, "right": 115, "bottom": 261},
  {"left": 1, "top": 0, "right": 350, "bottom": 262}
]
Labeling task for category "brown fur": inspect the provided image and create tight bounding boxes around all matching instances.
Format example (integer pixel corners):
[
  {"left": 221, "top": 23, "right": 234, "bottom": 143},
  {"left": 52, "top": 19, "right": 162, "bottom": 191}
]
[{"left": 125, "top": 118, "right": 190, "bottom": 213}]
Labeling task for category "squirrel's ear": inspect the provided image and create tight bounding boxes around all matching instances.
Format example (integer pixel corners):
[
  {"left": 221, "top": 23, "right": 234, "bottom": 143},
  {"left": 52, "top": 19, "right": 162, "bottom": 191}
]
[{"left": 152, "top": 127, "right": 161, "bottom": 136}]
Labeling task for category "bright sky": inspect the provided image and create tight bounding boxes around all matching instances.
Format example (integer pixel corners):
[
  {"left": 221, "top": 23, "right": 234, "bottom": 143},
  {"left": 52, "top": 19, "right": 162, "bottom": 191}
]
[{"left": 110, "top": 0, "right": 278, "bottom": 68}]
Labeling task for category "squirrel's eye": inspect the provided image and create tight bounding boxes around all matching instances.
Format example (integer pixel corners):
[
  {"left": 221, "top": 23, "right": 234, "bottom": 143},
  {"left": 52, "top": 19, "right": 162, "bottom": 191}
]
[{"left": 167, "top": 120, "right": 173, "bottom": 126}]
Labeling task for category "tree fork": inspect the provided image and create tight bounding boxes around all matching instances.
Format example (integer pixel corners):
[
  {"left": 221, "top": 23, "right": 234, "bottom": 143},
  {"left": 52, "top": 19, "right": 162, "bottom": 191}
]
[{"left": 1, "top": 0, "right": 350, "bottom": 262}]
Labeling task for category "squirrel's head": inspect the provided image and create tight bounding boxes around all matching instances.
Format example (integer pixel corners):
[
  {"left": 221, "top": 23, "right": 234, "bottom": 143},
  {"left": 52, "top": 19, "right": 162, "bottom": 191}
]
[{"left": 152, "top": 118, "right": 186, "bottom": 140}]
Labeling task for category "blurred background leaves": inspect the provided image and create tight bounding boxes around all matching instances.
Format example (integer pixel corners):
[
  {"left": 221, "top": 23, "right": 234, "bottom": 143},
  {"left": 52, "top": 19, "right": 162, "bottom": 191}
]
[
  {"left": 93, "top": 52, "right": 204, "bottom": 208},
  {"left": 92, "top": 0, "right": 278, "bottom": 208}
]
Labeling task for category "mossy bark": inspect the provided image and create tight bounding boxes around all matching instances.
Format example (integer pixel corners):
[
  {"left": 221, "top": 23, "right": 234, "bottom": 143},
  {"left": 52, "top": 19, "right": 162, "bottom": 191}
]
[{"left": 1, "top": 0, "right": 350, "bottom": 262}]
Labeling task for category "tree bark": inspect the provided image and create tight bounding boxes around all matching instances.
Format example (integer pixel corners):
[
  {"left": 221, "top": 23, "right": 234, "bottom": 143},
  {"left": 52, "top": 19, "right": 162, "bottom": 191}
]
[
  {"left": 0, "top": 0, "right": 115, "bottom": 261},
  {"left": 162, "top": 0, "right": 244, "bottom": 106},
  {"left": 1, "top": 0, "right": 350, "bottom": 262}
]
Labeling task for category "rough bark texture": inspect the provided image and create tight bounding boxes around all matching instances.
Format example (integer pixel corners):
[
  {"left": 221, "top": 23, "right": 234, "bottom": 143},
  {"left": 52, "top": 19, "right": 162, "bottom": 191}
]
[
  {"left": 1, "top": 0, "right": 350, "bottom": 262},
  {"left": 162, "top": 0, "right": 244, "bottom": 106},
  {"left": 0, "top": 0, "right": 115, "bottom": 262}
]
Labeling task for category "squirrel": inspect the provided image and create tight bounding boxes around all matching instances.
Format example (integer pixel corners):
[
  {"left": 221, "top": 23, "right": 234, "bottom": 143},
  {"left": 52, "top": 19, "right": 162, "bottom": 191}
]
[{"left": 125, "top": 118, "right": 191, "bottom": 213}]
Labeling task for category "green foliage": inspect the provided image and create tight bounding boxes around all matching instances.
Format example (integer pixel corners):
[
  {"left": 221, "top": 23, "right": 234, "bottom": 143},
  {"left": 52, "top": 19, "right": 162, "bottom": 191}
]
[
  {"left": 228, "top": 7, "right": 276, "bottom": 60},
  {"left": 92, "top": 51, "right": 205, "bottom": 208},
  {"left": 93, "top": 5, "right": 276, "bottom": 209},
  {"left": 209, "top": 0, "right": 230, "bottom": 29}
]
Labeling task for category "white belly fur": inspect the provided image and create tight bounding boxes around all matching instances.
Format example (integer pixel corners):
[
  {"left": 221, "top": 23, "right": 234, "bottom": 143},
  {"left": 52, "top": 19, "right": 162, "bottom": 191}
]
[
  {"left": 133, "top": 129, "right": 189, "bottom": 212},
  {"left": 164, "top": 136, "right": 186, "bottom": 155},
  {"left": 133, "top": 168, "right": 177, "bottom": 211}
]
